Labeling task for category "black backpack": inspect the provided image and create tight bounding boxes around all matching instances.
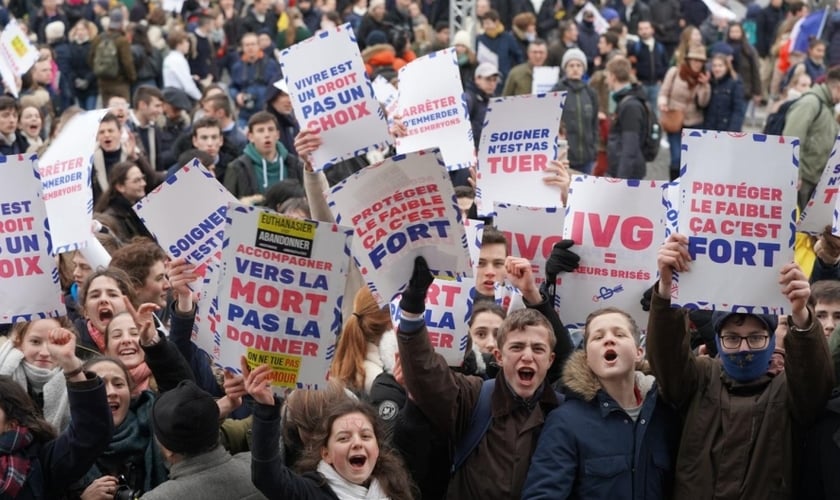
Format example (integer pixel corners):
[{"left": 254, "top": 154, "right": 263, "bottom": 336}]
[
  {"left": 620, "top": 95, "right": 661, "bottom": 162},
  {"left": 763, "top": 93, "right": 823, "bottom": 135}
]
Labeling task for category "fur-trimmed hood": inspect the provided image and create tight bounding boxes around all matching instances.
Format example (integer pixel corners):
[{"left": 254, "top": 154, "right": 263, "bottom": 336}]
[{"left": 561, "top": 350, "right": 656, "bottom": 403}]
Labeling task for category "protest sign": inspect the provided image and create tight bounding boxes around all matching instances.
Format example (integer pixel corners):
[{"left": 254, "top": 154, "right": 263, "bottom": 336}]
[
  {"left": 476, "top": 93, "right": 565, "bottom": 214},
  {"left": 0, "top": 155, "right": 64, "bottom": 322},
  {"left": 494, "top": 203, "right": 566, "bottom": 292},
  {"left": 279, "top": 24, "right": 391, "bottom": 171},
  {"left": 0, "top": 21, "right": 37, "bottom": 97},
  {"left": 700, "top": 0, "right": 736, "bottom": 21},
  {"left": 133, "top": 159, "right": 236, "bottom": 270},
  {"left": 560, "top": 176, "right": 665, "bottom": 329},
  {"left": 389, "top": 279, "right": 470, "bottom": 365},
  {"left": 371, "top": 75, "right": 399, "bottom": 119},
  {"left": 662, "top": 181, "right": 679, "bottom": 238},
  {"left": 396, "top": 49, "right": 475, "bottom": 171},
  {"left": 675, "top": 131, "right": 797, "bottom": 312},
  {"left": 531, "top": 66, "right": 561, "bottom": 94},
  {"left": 39, "top": 109, "right": 107, "bottom": 254},
  {"left": 463, "top": 218, "right": 484, "bottom": 269},
  {"left": 574, "top": 3, "right": 610, "bottom": 34},
  {"left": 191, "top": 255, "right": 223, "bottom": 362},
  {"left": 477, "top": 42, "right": 499, "bottom": 67},
  {"left": 327, "top": 149, "right": 472, "bottom": 305},
  {"left": 217, "top": 204, "right": 353, "bottom": 390},
  {"left": 801, "top": 136, "right": 840, "bottom": 235}
]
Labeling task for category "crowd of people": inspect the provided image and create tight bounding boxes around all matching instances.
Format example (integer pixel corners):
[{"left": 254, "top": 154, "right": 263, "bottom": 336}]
[{"left": 3, "top": 0, "right": 840, "bottom": 499}]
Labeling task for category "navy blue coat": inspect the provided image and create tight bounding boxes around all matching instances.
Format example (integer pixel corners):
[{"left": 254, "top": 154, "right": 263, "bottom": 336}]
[
  {"left": 229, "top": 55, "right": 282, "bottom": 123},
  {"left": 628, "top": 39, "right": 669, "bottom": 84},
  {"left": 523, "top": 352, "right": 679, "bottom": 500},
  {"left": 702, "top": 73, "right": 746, "bottom": 132},
  {"left": 474, "top": 31, "right": 524, "bottom": 84}
]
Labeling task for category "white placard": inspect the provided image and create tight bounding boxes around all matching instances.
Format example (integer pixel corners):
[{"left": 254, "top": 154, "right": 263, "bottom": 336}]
[
  {"left": 279, "top": 24, "right": 392, "bottom": 171},
  {"left": 0, "top": 21, "right": 38, "bottom": 97},
  {"left": 396, "top": 48, "right": 475, "bottom": 171},
  {"left": 327, "top": 149, "right": 472, "bottom": 305},
  {"left": 494, "top": 203, "right": 566, "bottom": 292},
  {"left": 801, "top": 136, "right": 840, "bottom": 235},
  {"left": 574, "top": 3, "right": 610, "bottom": 34},
  {"left": 476, "top": 92, "right": 565, "bottom": 214},
  {"left": 531, "top": 66, "right": 561, "bottom": 95}
]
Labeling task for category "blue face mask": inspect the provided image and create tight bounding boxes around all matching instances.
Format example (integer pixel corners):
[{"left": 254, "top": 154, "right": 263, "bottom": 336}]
[{"left": 714, "top": 335, "right": 775, "bottom": 383}]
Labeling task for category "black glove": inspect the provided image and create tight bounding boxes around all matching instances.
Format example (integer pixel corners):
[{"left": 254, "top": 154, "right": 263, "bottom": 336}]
[
  {"left": 546, "top": 240, "right": 580, "bottom": 275},
  {"left": 399, "top": 256, "right": 434, "bottom": 314},
  {"left": 640, "top": 285, "right": 654, "bottom": 312}
]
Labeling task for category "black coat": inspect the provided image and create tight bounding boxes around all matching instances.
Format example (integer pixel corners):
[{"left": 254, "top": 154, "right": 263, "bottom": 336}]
[
  {"left": 801, "top": 393, "right": 840, "bottom": 499},
  {"left": 757, "top": 4, "right": 785, "bottom": 58},
  {"left": 620, "top": 0, "right": 651, "bottom": 35},
  {"left": 681, "top": 0, "right": 710, "bottom": 28},
  {"left": 607, "top": 84, "right": 647, "bottom": 179},
  {"left": 553, "top": 78, "right": 598, "bottom": 167},
  {"left": 69, "top": 39, "right": 97, "bottom": 99},
  {"left": 649, "top": 0, "right": 682, "bottom": 44},
  {"left": 13, "top": 374, "right": 114, "bottom": 500},
  {"left": 103, "top": 193, "right": 154, "bottom": 242},
  {"left": 702, "top": 73, "right": 746, "bottom": 132}
]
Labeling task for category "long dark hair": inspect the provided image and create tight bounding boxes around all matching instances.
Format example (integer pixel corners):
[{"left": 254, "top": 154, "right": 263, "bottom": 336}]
[
  {"left": 296, "top": 399, "right": 417, "bottom": 500},
  {"left": 0, "top": 376, "right": 57, "bottom": 442},
  {"left": 93, "top": 161, "right": 141, "bottom": 213},
  {"left": 130, "top": 23, "right": 153, "bottom": 55}
]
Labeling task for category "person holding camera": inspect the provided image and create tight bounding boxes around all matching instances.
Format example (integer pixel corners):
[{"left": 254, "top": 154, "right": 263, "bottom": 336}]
[{"left": 230, "top": 32, "right": 282, "bottom": 130}]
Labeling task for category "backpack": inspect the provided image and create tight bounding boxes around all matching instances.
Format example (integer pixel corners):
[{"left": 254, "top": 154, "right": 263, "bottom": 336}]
[
  {"left": 620, "top": 95, "right": 661, "bottom": 162},
  {"left": 763, "top": 93, "right": 823, "bottom": 136},
  {"left": 450, "top": 379, "right": 565, "bottom": 474},
  {"left": 93, "top": 35, "right": 120, "bottom": 79}
]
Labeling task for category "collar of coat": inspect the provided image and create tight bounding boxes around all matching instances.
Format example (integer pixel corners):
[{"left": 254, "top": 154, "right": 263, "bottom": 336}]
[{"left": 562, "top": 350, "right": 655, "bottom": 403}]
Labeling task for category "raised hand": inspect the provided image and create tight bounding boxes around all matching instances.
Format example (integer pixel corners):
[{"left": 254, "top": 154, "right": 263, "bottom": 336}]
[
  {"left": 167, "top": 257, "right": 199, "bottom": 313},
  {"left": 46, "top": 328, "right": 81, "bottom": 375},
  {"left": 241, "top": 355, "right": 275, "bottom": 406},
  {"left": 505, "top": 256, "right": 541, "bottom": 304},
  {"left": 657, "top": 233, "right": 691, "bottom": 299},
  {"left": 399, "top": 256, "right": 434, "bottom": 314},
  {"left": 124, "top": 297, "right": 160, "bottom": 346},
  {"left": 779, "top": 262, "right": 810, "bottom": 328},
  {"left": 294, "top": 128, "right": 322, "bottom": 171}
]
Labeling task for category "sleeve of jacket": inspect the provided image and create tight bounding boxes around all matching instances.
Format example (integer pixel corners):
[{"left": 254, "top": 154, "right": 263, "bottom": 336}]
[
  {"left": 646, "top": 287, "right": 709, "bottom": 410},
  {"left": 220, "top": 415, "right": 253, "bottom": 455},
  {"left": 616, "top": 100, "right": 645, "bottom": 179},
  {"left": 87, "top": 37, "right": 99, "bottom": 68},
  {"left": 527, "top": 290, "right": 573, "bottom": 383},
  {"left": 252, "top": 401, "right": 324, "bottom": 499},
  {"left": 118, "top": 38, "right": 137, "bottom": 83},
  {"left": 509, "top": 35, "right": 525, "bottom": 66},
  {"left": 167, "top": 303, "right": 223, "bottom": 396},
  {"left": 730, "top": 79, "right": 747, "bottom": 131},
  {"left": 223, "top": 160, "right": 243, "bottom": 198},
  {"left": 811, "top": 258, "right": 840, "bottom": 283},
  {"left": 748, "top": 50, "right": 762, "bottom": 96},
  {"left": 694, "top": 81, "right": 711, "bottom": 107},
  {"left": 40, "top": 374, "right": 114, "bottom": 495},
  {"left": 783, "top": 94, "right": 819, "bottom": 139},
  {"left": 141, "top": 335, "right": 196, "bottom": 392},
  {"left": 397, "top": 318, "right": 483, "bottom": 438},
  {"left": 656, "top": 44, "right": 669, "bottom": 81},
  {"left": 784, "top": 312, "right": 834, "bottom": 426},
  {"left": 304, "top": 170, "right": 332, "bottom": 222},
  {"left": 521, "top": 407, "right": 576, "bottom": 500},
  {"left": 501, "top": 69, "right": 517, "bottom": 97}
]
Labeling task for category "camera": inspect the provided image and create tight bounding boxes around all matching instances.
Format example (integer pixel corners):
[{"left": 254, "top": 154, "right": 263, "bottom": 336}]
[
  {"left": 241, "top": 93, "right": 256, "bottom": 110},
  {"left": 113, "top": 475, "right": 142, "bottom": 500}
]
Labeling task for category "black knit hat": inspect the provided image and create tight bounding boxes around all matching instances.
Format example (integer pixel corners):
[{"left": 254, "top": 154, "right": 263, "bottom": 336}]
[{"left": 152, "top": 380, "right": 220, "bottom": 454}]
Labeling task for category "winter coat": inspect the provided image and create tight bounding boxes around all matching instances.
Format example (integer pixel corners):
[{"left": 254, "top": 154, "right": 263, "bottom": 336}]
[
  {"left": 681, "top": 0, "right": 709, "bottom": 28},
  {"left": 647, "top": 289, "right": 834, "bottom": 500},
  {"left": 51, "top": 38, "right": 74, "bottom": 111},
  {"left": 11, "top": 373, "right": 114, "bottom": 500},
  {"left": 827, "top": 11, "right": 840, "bottom": 67},
  {"left": 224, "top": 142, "right": 304, "bottom": 198},
  {"left": 620, "top": 0, "right": 651, "bottom": 35},
  {"left": 628, "top": 39, "right": 669, "bottom": 84},
  {"left": 69, "top": 38, "right": 97, "bottom": 100},
  {"left": 396, "top": 292, "right": 574, "bottom": 499},
  {"left": 88, "top": 31, "right": 137, "bottom": 100},
  {"left": 783, "top": 84, "right": 840, "bottom": 186},
  {"left": 658, "top": 65, "right": 711, "bottom": 126},
  {"left": 801, "top": 391, "right": 840, "bottom": 500},
  {"left": 729, "top": 41, "right": 762, "bottom": 98},
  {"left": 103, "top": 193, "right": 154, "bottom": 242},
  {"left": 475, "top": 29, "right": 524, "bottom": 83},
  {"left": 553, "top": 78, "right": 598, "bottom": 167},
  {"left": 362, "top": 44, "right": 408, "bottom": 78},
  {"left": 577, "top": 21, "right": 600, "bottom": 69},
  {"left": 242, "top": 9, "right": 279, "bottom": 40},
  {"left": 522, "top": 351, "right": 678, "bottom": 500},
  {"left": 229, "top": 55, "right": 282, "bottom": 123},
  {"left": 702, "top": 73, "right": 746, "bottom": 132},
  {"left": 649, "top": 0, "right": 682, "bottom": 44},
  {"left": 356, "top": 14, "right": 389, "bottom": 50},
  {"left": 607, "top": 84, "right": 647, "bottom": 180},
  {"left": 502, "top": 62, "right": 535, "bottom": 96},
  {"left": 466, "top": 86, "right": 491, "bottom": 149},
  {"left": 0, "top": 132, "right": 30, "bottom": 155},
  {"left": 131, "top": 44, "right": 163, "bottom": 86},
  {"left": 757, "top": 4, "right": 785, "bottom": 58},
  {"left": 140, "top": 447, "right": 265, "bottom": 499}
]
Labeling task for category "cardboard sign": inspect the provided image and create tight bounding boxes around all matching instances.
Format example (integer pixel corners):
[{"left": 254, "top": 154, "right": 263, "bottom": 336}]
[
  {"left": 279, "top": 24, "right": 392, "bottom": 171},
  {"left": 801, "top": 136, "right": 840, "bottom": 235},
  {"left": 217, "top": 204, "right": 353, "bottom": 390},
  {"left": 396, "top": 48, "right": 475, "bottom": 171},
  {"left": 0, "top": 155, "right": 64, "bottom": 322},
  {"left": 133, "top": 159, "right": 236, "bottom": 269},
  {"left": 494, "top": 203, "right": 566, "bottom": 292},
  {"left": 531, "top": 66, "right": 561, "bottom": 94},
  {"left": 476, "top": 93, "right": 565, "bottom": 214},
  {"left": 327, "top": 149, "right": 472, "bottom": 305},
  {"left": 574, "top": 3, "right": 610, "bottom": 34},
  {"left": 39, "top": 109, "right": 107, "bottom": 254},
  {"left": 560, "top": 176, "right": 665, "bottom": 329},
  {"left": 675, "top": 131, "right": 797, "bottom": 313},
  {"left": 0, "top": 21, "right": 37, "bottom": 97},
  {"left": 371, "top": 75, "right": 399, "bottom": 119}
]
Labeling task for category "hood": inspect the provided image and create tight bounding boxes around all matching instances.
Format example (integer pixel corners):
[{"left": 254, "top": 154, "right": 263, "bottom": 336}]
[
  {"left": 362, "top": 43, "right": 396, "bottom": 63},
  {"left": 612, "top": 83, "right": 647, "bottom": 103},
  {"left": 561, "top": 350, "right": 654, "bottom": 402}
]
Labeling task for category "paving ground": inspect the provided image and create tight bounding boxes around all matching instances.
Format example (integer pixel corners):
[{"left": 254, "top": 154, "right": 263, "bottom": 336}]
[{"left": 644, "top": 103, "right": 770, "bottom": 181}]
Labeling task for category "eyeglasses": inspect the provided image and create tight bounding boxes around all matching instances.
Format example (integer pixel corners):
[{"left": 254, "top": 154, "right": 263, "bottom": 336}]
[{"left": 720, "top": 334, "right": 769, "bottom": 350}]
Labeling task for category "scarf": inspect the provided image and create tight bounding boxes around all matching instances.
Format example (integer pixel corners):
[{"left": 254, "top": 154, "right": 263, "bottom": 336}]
[
  {"left": 86, "top": 320, "right": 107, "bottom": 353},
  {"left": 0, "top": 343, "right": 71, "bottom": 431},
  {"left": 129, "top": 363, "right": 152, "bottom": 397},
  {"left": 678, "top": 62, "right": 703, "bottom": 89},
  {"left": 714, "top": 335, "right": 776, "bottom": 383},
  {"left": 0, "top": 427, "right": 34, "bottom": 497},
  {"left": 81, "top": 391, "right": 168, "bottom": 493},
  {"left": 316, "top": 460, "right": 390, "bottom": 499}
]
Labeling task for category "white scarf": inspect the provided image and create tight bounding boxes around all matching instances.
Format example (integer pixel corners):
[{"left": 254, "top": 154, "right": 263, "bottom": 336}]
[
  {"left": 316, "top": 460, "right": 390, "bottom": 500},
  {"left": 0, "top": 340, "right": 71, "bottom": 431}
]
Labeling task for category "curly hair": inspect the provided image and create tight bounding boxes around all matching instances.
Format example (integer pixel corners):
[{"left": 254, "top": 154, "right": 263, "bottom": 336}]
[
  {"left": 108, "top": 238, "right": 167, "bottom": 290},
  {"left": 296, "top": 398, "right": 417, "bottom": 500}
]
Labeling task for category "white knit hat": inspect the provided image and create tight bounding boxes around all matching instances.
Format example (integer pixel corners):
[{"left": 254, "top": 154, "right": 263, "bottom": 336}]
[{"left": 561, "top": 47, "right": 588, "bottom": 73}]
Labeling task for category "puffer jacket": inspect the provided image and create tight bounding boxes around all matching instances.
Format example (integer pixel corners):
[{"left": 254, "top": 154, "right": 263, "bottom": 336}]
[{"left": 553, "top": 78, "right": 598, "bottom": 167}]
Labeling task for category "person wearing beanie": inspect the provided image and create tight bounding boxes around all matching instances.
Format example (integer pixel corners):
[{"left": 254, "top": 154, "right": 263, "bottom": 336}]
[
  {"left": 141, "top": 380, "right": 264, "bottom": 499},
  {"left": 452, "top": 30, "right": 478, "bottom": 90},
  {"left": 648, "top": 233, "right": 833, "bottom": 500},
  {"left": 553, "top": 47, "right": 598, "bottom": 174},
  {"left": 501, "top": 38, "right": 548, "bottom": 96}
]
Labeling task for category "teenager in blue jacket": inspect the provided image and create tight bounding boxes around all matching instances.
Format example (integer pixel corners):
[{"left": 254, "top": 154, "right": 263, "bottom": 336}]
[{"left": 702, "top": 54, "right": 746, "bottom": 132}]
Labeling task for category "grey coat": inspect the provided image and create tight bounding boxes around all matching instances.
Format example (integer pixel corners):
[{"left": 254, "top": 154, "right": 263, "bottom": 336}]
[{"left": 140, "top": 447, "right": 266, "bottom": 500}]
